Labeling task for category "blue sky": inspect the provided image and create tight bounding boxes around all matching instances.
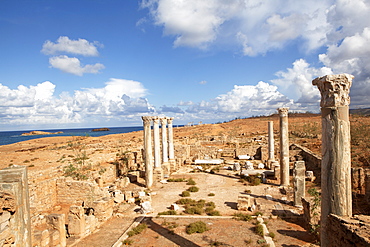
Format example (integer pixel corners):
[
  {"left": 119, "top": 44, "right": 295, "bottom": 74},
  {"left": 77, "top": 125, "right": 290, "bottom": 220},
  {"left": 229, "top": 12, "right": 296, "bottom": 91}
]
[{"left": 1, "top": 0, "right": 369, "bottom": 131}]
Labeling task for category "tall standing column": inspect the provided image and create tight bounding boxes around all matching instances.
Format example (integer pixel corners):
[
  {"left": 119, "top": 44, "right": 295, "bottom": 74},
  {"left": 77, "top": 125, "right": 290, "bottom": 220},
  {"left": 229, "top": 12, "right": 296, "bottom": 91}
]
[
  {"left": 142, "top": 116, "right": 153, "bottom": 188},
  {"left": 268, "top": 121, "right": 275, "bottom": 167},
  {"left": 167, "top": 117, "right": 176, "bottom": 172},
  {"left": 278, "top": 107, "right": 290, "bottom": 186},
  {"left": 168, "top": 117, "right": 175, "bottom": 160},
  {"left": 160, "top": 117, "right": 168, "bottom": 164},
  {"left": 153, "top": 117, "right": 161, "bottom": 168},
  {"left": 312, "top": 74, "right": 353, "bottom": 247}
]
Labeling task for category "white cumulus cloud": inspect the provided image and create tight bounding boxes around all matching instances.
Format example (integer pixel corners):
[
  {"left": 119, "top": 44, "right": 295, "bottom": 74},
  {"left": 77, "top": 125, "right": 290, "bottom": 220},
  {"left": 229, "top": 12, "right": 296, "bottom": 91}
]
[
  {"left": 141, "top": 0, "right": 331, "bottom": 54},
  {"left": 0, "top": 79, "right": 154, "bottom": 129},
  {"left": 41, "top": 36, "right": 102, "bottom": 56},
  {"left": 49, "top": 55, "right": 105, "bottom": 76},
  {"left": 271, "top": 59, "right": 333, "bottom": 104}
]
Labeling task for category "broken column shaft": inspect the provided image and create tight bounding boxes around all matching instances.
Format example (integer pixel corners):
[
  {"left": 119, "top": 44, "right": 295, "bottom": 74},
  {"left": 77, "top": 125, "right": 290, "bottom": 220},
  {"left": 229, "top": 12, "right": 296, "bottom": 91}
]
[
  {"left": 312, "top": 73, "right": 353, "bottom": 247},
  {"left": 268, "top": 121, "right": 275, "bottom": 164},
  {"left": 278, "top": 107, "right": 290, "bottom": 186}
]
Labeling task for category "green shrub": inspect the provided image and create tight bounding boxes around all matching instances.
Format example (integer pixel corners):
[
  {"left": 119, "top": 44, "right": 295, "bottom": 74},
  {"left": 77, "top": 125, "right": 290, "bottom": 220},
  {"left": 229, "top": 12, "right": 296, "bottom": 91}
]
[
  {"left": 127, "top": 223, "right": 147, "bottom": 237},
  {"left": 233, "top": 213, "right": 252, "bottom": 221},
  {"left": 206, "top": 210, "right": 221, "bottom": 216},
  {"left": 184, "top": 206, "right": 203, "bottom": 215},
  {"left": 158, "top": 210, "right": 177, "bottom": 215},
  {"left": 255, "top": 223, "right": 264, "bottom": 237},
  {"left": 176, "top": 198, "right": 196, "bottom": 205},
  {"left": 268, "top": 231, "right": 275, "bottom": 238},
  {"left": 257, "top": 239, "right": 266, "bottom": 244},
  {"left": 181, "top": 191, "right": 191, "bottom": 197},
  {"left": 187, "top": 186, "right": 199, "bottom": 192},
  {"left": 122, "top": 239, "right": 134, "bottom": 245},
  {"left": 208, "top": 193, "right": 215, "bottom": 196},
  {"left": 168, "top": 178, "right": 187, "bottom": 182},
  {"left": 186, "top": 221, "right": 209, "bottom": 234},
  {"left": 186, "top": 178, "right": 196, "bottom": 185}
]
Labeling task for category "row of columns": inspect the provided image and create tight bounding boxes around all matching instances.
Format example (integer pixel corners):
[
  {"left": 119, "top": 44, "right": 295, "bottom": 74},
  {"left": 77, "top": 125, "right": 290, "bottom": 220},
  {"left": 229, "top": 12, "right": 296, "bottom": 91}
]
[
  {"left": 266, "top": 74, "right": 353, "bottom": 247},
  {"left": 142, "top": 116, "right": 175, "bottom": 189},
  {"left": 266, "top": 107, "right": 289, "bottom": 187}
]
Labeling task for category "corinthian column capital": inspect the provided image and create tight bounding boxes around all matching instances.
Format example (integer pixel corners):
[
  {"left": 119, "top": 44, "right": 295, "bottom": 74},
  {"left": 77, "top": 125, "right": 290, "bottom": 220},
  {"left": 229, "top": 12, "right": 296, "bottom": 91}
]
[
  {"left": 312, "top": 74, "right": 354, "bottom": 108},
  {"left": 167, "top": 117, "right": 174, "bottom": 124},
  {"left": 160, "top": 117, "right": 167, "bottom": 125},
  {"left": 142, "top": 116, "right": 153, "bottom": 125},
  {"left": 278, "top": 107, "right": 289, "bottom": 117}
]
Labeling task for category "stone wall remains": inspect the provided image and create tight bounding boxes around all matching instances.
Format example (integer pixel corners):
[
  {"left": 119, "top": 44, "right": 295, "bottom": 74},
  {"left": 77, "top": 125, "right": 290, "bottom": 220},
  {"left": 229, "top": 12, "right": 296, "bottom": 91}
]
[
  {"left": 326, "top": 214, "right": 370, "bottom": 247},
  {"left": 290, "top": 144, "right": 321, "bottom": 181},
  {"left": 56, "top": 178, "right": 109, "bottom": 206}
]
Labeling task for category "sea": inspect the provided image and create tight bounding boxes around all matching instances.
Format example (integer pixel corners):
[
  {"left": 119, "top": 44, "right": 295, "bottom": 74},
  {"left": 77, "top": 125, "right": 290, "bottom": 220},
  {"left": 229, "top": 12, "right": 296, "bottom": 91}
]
[{"left": 0, "top": 126, "right": 144, "bottom": 146}]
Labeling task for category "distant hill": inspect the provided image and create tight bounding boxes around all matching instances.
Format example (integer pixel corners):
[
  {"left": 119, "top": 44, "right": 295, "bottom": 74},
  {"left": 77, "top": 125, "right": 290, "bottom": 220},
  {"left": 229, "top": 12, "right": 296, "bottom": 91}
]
[{"left": 350, "top": 108, "right": 370, "bottom": 116}]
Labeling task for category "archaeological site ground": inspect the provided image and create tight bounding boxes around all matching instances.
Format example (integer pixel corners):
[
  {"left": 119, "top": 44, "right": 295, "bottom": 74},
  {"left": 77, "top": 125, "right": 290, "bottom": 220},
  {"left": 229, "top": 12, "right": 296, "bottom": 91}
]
[{"left": 1, "top": 75, "right": 370, "bottom": 247}]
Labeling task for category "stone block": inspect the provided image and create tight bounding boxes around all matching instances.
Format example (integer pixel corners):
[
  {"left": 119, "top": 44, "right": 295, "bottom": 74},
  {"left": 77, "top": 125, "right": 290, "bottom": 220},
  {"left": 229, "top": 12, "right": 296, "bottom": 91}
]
[
  {"left": 68, "top": 206, "right": 85, "bottom": 237},
  {"left": 46, "top": 213, "right": 66, "bottom": 247},
  {"left": 114, "top": 192, "right": 125, "bottom": 204},
  {"left": 237, "top": 194, "right": 252, "bottom": 211},
  {"left": 123, "top": 191, "right": 133, "bottom": 201},
  {"left": 92, "top": 198, "right": 114, "bottom": 222}
]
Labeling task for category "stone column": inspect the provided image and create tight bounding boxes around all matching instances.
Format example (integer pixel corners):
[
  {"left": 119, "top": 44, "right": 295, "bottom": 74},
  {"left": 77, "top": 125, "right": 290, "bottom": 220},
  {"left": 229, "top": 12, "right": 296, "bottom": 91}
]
[
  {"left": 268, "top": 121, "right": 275, "bottom": 168},
  {"left": 167, "top": 117, "right": 176, "bottom": 172},
  {"left": 153, "top": 117, "right": 161, "bottom": 168},
  {"left": 160, "top": 117, "right": 170, "bottom": 177},
  {"left": 278, "top": 107, "right": 290, "bottom": 186},
  {"left": 0, "top": 165, "right": 32, "bottom": 247},
  {"left": 153, "top": 116, "right": 163, "bottom": 180},
  {"left": 142, "top": 116, "right": 153, "bottom": 188},
  {"left": 312, "top": 74, "right": 353, "bottom": 247},
  {"left": 293, "top": 161, "right": 306, "bottom": 207}
]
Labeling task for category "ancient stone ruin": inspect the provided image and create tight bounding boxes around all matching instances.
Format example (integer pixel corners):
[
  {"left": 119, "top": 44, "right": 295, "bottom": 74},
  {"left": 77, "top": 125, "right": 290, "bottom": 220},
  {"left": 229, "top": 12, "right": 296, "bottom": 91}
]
[{"left": 1, "top": 73, "right": 370, "bottom": 246}]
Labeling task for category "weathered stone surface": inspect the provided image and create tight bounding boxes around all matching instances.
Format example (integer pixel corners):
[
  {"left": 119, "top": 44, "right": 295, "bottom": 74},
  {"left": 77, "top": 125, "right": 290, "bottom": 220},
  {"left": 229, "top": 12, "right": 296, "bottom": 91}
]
[
  {"left": 278, "top": 107, "right": 290, "bottom": 186},
  {"left": 237, "top": 194, "right": 252, "bottom": 211},
  {"left": 293, "top": 161, "right": 305, "bottom": 207},
  {"left": 326, "top": 214, "right": 370, "bottom": 247},
  {"left": 0, "top": 166, "right": 32, "bottom": 247},
  {"left": 268, "top": 121, "right": 275, "bottom": 162},
  {"left": 68, "top": 206, "right": 85, "bottom": 237},
  {"left": 312, "top": 73, "right": 353, "bottom": 108},
  {"left": 313, "top": 73, "right": 353, "bottom": 247},
  {"left": 142, "top": 116, "right": 154, "bottom": 188},
  {"left": 46, "top": 214, "right": 66, "bottom": 247}
]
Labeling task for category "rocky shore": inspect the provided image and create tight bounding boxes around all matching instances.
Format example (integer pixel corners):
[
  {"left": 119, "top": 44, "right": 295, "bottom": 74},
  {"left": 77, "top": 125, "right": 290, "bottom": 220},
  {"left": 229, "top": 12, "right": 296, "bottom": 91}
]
[{"left": 21, "top": 130, "right": 63, "bottom": 136}]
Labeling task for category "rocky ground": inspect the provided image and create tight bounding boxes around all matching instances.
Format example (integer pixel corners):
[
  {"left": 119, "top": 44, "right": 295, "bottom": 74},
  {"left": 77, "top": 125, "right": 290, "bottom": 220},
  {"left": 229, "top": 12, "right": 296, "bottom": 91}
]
[{"left": 74, "top": 167, "right": 319, "bottom": 247}]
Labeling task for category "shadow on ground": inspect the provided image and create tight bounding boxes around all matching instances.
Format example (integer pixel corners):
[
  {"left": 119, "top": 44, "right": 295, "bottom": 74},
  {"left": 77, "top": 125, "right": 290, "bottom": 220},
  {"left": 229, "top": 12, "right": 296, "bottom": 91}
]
[{"left": 144, "top": 217, "right": 200, "bottom": 247}]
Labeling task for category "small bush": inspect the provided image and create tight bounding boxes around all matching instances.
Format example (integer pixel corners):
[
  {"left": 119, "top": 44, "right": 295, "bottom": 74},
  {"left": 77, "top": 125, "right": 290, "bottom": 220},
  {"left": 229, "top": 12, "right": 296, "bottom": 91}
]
[
  {"left": 181, "top": 191, "right": 191, "bottom": 197},
  {"left": 208, "top": 193, "right": 215, "bottom": 196},
  {"left": 158, "top": 210, "right": 177, "bottom": 215},
  {"left": 187, "top": 186, "right": 199, "bottom": 192},
  {"left": 233, "top": 213, "right": 252, "bottom": 221},
  {"left": 257, "top": 239, "right": 266, "bottom": 244},
  {"left": 207, "top": 210, "right": 221, "bottom": 216},
  {"left": 184, "top": 206, "right": 203, "bottom": 215},
  {"left": 255, "top": 223, "right": 264, "bottom": 237},
  {"left": 186, "top": 221, "right": 209, "bottom": 234},
  {"left": 168, "top": 178, "right": 187, "bottom": 182},
  {"left": 176, "top": 198, "right": 196, "bottom": 205},
  {"left": 122, "top": 239, "right": 134, "bottom": 245},
  {"left": 186, "top": 178, "right": 196, "bottom": 185},
  {"left": 127, "top": 223, "right": 147, "bottom": 237},
  {"left": 254, "top": 211, "right": 263, "bottom": 216},
  {"left": 269, "top": 231, "right": 275, "bottom": 238}
]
